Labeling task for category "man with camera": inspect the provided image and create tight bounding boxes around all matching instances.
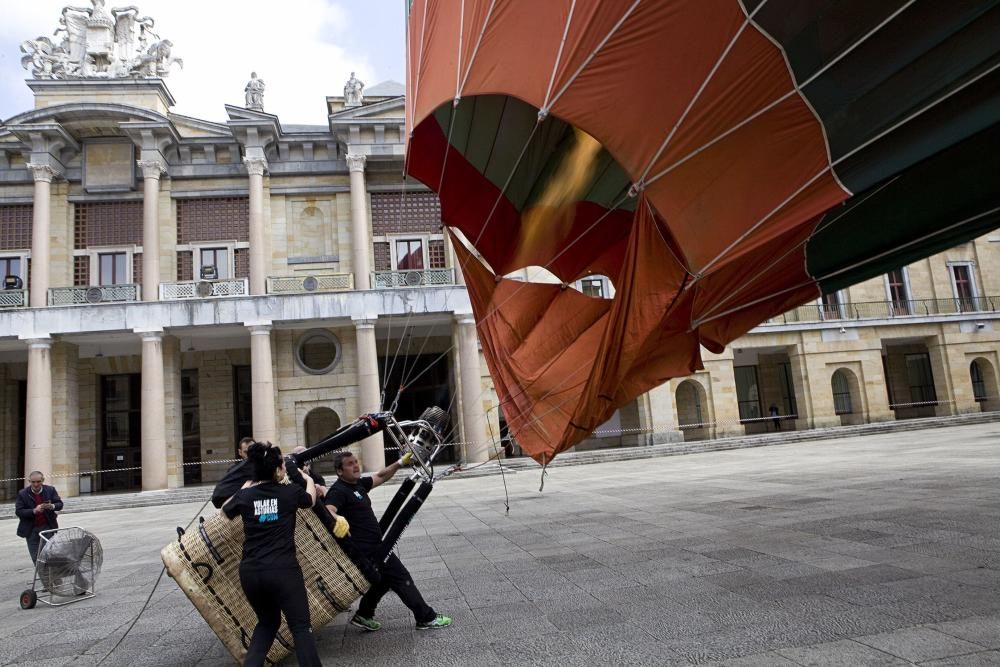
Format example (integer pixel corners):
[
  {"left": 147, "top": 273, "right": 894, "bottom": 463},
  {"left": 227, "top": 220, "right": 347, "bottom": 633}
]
[{"left": 14, "top": 471, "right": 64, "bottom": 564}]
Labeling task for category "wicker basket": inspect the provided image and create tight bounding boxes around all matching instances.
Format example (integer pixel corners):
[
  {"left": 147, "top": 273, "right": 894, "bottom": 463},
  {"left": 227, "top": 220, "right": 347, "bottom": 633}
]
[{"left": 161, "top": 509, "right": 369, "bottom": 664}]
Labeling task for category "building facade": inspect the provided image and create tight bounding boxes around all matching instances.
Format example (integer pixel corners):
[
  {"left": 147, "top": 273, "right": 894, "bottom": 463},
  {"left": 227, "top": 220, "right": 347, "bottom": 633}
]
[{"left": 1, "top": 42, "right": 998, "bottom": 501}]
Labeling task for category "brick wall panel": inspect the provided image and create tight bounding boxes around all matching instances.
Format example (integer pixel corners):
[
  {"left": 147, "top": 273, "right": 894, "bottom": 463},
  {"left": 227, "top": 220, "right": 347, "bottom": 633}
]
[
  {"left": 371, "top": 192, "right": 441, "bottom": 235},
  {"left": 177, "top": 198, "right": 249, "bottom": 244},
  {"left": 0, "top": 205, "right": 32, "bottom": 251}
]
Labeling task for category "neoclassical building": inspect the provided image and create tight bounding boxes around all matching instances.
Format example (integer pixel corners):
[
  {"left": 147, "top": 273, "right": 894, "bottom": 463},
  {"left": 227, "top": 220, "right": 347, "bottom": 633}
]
[{"left": 1, "top": 9, "right": 998, "bottom": 500}]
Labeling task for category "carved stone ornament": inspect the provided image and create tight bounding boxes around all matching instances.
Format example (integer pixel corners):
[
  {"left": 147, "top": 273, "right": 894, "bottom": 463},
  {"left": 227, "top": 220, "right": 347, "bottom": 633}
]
[
  {"left": 20, "top": 1, "right": 182, "bottom": 80},
  {"left": 136, "top": 159, "right": 166, "bottom": 180},
  {"left": 243, "top": 156, "right": 267, "bottom": 176},
  {"left": 346, "top": 154, "right": 366, "bottom": 173},
  {"left": 26, "top": 163, "right": 57, "bottom": 183}
]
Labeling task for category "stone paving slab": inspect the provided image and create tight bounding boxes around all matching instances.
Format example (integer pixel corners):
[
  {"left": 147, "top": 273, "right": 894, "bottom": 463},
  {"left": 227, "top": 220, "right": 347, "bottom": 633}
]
[{"left": 2, "top": 421, "right": 1000, "bottom": 665}]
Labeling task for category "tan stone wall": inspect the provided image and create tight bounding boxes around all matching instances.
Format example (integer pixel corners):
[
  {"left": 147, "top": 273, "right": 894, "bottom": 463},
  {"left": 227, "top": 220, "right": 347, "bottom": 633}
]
[
  {"left": 0, "top": 365, "right": 24, "bottom": 501},
  {"left": 51, "top": 342, "right": 80, "bottom": 496},
  {"left": 974, "top": 237, "right": 1000, "bottom": 295},
  {"left": 33, "top": 89, "right": 170, "bottom": 114},
  {"left": 275, "top": 328, "right": 359, "bottom": 453},
  {"left": 163, "top": 336, "right": 183, "bottom": 488},
  {"left": 50, "top": 182, "right": 73, "bottom": 290},
  {"left": 158, "top": 179, "right": 176, "bottom": 285},
  {"left": 192, "top": 349, "right": 250, "bottom": 483},
  {"left": 77, "top": 354, "right": 142, "bottom": 492}
]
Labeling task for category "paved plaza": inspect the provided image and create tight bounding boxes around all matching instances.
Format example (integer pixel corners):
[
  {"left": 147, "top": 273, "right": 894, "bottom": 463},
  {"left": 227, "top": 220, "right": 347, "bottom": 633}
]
[{"left": 2, "top": 422, "right": 1000, "bottom": 666}]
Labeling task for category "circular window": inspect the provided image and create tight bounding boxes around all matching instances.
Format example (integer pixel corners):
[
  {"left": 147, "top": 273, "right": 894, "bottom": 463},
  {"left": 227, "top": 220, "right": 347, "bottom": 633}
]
[{"left": 295, "top": 329, "right": 341, "bottom": 374}]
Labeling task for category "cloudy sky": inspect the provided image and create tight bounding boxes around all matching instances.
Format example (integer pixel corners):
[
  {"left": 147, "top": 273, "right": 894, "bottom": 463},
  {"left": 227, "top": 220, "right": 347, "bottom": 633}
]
[{"left": 0, "top": 0, "right": 406, "bottom": 123}]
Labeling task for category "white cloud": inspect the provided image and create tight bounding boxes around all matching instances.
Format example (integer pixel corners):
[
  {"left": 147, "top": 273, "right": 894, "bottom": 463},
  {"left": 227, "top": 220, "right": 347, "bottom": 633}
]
[{"left": 1, "top": 0, "right": 384, "bottom": 124}]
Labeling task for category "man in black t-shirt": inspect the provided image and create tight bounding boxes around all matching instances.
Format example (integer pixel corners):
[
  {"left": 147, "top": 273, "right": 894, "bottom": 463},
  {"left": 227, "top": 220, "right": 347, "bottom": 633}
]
[
  {"left": 326, "top": 451, "right": 452, "bottom": 632},
  {"left": 223, "top": 458, "right": 322, "bottom": 667}
]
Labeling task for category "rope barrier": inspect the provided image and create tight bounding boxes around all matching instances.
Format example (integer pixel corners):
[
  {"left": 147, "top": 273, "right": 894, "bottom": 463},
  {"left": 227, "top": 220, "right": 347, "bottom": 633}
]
[{"left": 0, "top": 427, "right": 655, "bottom": 485}]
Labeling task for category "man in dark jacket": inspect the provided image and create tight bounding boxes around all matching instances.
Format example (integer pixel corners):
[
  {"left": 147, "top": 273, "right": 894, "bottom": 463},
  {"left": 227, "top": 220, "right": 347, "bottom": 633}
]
[
  {"left": 15, "top": 471, "right": 63, "bottom": 563},
  {"left": 210, "top": 437, "right": 255, "bottom": 509}
]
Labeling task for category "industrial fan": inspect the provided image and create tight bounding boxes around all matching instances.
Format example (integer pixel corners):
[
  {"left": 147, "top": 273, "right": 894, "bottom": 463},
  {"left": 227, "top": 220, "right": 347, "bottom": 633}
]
[{"left": 20, "top": 526, "right": 103, "bottom": 609}]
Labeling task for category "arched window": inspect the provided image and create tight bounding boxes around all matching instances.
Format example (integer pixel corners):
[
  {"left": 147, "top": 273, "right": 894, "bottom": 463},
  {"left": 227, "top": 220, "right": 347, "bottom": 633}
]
[
  {"left": 304, "top": 407, "right": 341, "bottom": 445},
  {"left": 971, "top": 360, "right": 986, "bottom": 402},
  {"left": 676, "top": 380, "right": 705, "bottom": 427},
  {"left": 832, "top": 370, "right": 852, "bottom": 414}
]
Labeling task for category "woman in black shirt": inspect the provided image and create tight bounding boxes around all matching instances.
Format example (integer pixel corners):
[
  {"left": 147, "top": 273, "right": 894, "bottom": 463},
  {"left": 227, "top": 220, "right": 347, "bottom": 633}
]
[{"left": 224, "top": 442, "right": 331, "bottom": 667}]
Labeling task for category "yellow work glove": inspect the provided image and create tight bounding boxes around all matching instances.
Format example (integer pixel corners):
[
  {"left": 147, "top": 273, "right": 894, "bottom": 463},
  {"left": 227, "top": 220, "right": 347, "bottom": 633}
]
[
  {"left": 333, "top": 515, "right": 350, "bottom": 539},
  {"left": 400, "top": 452, "right": 414, "bottom": 466}
]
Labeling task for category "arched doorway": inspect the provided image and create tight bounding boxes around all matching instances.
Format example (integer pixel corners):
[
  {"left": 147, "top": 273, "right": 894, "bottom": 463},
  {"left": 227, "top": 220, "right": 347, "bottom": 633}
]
[
  {"left": 831, "top": 368, "right": 864, "bottom": 426},
  {"left": 970, "top": 358, "right": 1000, "bottom": 412},
  {"left": 676, "top": 379, "right": 710, "bottom": 441},
  {"left": 304, "top": 407, "right": 341, "bottom": 445}
]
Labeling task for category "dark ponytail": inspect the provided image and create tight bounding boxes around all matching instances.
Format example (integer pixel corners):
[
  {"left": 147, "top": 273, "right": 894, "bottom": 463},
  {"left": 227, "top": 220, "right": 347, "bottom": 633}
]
[{"left": 247, "top": 441, "right": 283, "bottom": 481}]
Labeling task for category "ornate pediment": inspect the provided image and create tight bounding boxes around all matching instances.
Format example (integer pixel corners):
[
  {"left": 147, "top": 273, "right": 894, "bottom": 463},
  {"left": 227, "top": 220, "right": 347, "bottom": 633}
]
[{"left": 20, "top": 0, "right": 182, "bottom": 80}]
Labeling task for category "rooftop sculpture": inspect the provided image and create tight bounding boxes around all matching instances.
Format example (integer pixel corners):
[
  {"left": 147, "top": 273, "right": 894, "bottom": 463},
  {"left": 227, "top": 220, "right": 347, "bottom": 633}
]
[{"left": 20, "top": 0, "right": 182, "bottom": 80}]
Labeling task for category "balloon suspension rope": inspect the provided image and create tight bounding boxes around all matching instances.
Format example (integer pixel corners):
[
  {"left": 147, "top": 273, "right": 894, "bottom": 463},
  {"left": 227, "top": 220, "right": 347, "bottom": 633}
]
[{"left": 95, "top": 496, "right": 215, "bottom": 665}]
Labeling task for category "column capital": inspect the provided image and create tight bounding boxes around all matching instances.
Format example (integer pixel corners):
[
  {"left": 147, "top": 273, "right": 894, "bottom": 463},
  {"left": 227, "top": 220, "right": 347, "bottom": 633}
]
[
  {"left": 454, "top": 313, "right": 476, "bottom": 327},
  {"left": 243, "top": 156, "right": 268, "bottom": 176},
  {"left": 352, "top": 314, "right": 378, "bottom": 329},
  {"left": 24, "top": 337, "right": 53, "bottom": 350},
  {"left": 26, "top": 163, "right": 57, "bottom": 183},
  {"left": 139, "top": 330, "right": 164, "bottom": 342},
  {"left": 247, "top": 323, "right": 273, "bottom": 335},
  {"left": 137, "top": 159, "right": 166, "bottom": 180},
  {"left": 346, "top": 153, "right": 367, "bottom": 173}
]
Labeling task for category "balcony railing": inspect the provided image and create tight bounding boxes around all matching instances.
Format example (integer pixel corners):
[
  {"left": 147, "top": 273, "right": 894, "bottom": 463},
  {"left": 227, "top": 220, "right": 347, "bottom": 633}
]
[
  {"left": 267, "top": 274, "right": 354, "bottom": 294},
  {"left": 372, "top": 268, "right": 455, "bottom": 288},
  {"left": 762, "top": 296, "right": 1000, "bottom": 325},
  {"left": 159, "top": 278, "right": 249, "bottom": 300},
  {"left": 0, "top": 289, "right": 27, "bottom": 309},
  {"left": 49, "top": 284, "right": 140, "bottom": 306}
]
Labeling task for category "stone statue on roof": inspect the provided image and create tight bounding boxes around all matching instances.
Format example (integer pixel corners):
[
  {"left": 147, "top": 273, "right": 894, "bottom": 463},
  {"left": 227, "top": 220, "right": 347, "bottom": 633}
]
[
  {"left": 21, "top": 0, "right": 180, "bottom": 79},
  {"left": 245, "top": 72, "right": 265, "bottom": 111},
  {"left": 344, "top": 72, "right": 364, "bottom": 107}
]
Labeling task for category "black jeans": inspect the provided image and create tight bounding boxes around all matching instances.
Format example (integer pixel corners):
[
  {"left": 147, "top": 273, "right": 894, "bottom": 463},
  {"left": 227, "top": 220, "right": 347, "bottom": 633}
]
[
  {"left": 26, "top": 526, "right": 44, "bottom": 563},
  {"left": 239, "top": 564, "right": 321, "bottom": 667},
  {"left": 358, "top": 553, "right": 435, "bottom": 623}
]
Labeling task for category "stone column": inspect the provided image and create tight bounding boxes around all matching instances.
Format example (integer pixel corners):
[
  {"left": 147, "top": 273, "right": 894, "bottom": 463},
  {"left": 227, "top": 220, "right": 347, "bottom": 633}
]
[
  {"left": 788, "top": 347, "right": 815, "bottom": 429},
  {"left": 705, "top": 357, "right": 744, "bottom": 438},
  {"left": 138, "top": 160, "right": 165, "bottom": 301},
  {"left": 927, "top": 339, "right": 960, "bottom": 416},
  {"left": 347, "top": 154, "right": 371, "bottom": 290},
  {"left": 140, "top": 332, "right": 168, "bottom": 491},
  {"left": 249, "top": 324, "right": 278, "bottom": 444},
  {"left": 456, "top": 315, "right": 489, "bottom": 462},
  {"left": 244, "top": 157, "right": 268, "bottom": 295},
  {"left": 644, "top": 383, "right": 684, "bottom": 444},
  {"left": 27, "top": 164, "right": 55, "bottom": 308},
  {"left": 24, "top": 338, "right": 53, "bottom": 482},
  {"left": 354, "top": 318, "right": 384, "bottom": 470}
]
